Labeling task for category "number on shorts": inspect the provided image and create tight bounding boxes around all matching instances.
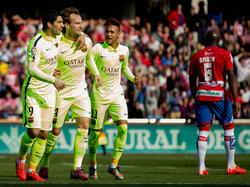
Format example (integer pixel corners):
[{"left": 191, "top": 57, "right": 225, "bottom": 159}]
[
  {"left": 28, "top": 106, "right": 33, "bottom": 116},
  {"left": 54, "top": 108, "right": 59, "bottom": 117},
  {"left": 91, "top": 109, "right": 98, "bottom": 119}
]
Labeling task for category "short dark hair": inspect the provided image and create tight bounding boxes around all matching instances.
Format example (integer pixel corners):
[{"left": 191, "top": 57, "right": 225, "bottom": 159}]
[
  {"left": 205, "top": 30, "right": 220, "bottom": 46},
  {"left": 60, "top": 7, "right": 80, "bottom": 25},
  {"left": 42, "top": 9, "right": 61, "bottom": 31},
  {"left": 104, "top": 17, "right": 120, "bottom": 31}
]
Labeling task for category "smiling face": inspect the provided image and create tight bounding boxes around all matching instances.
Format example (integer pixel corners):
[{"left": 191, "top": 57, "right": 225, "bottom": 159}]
[
  {"left": 51, "top": 16, "right": 64, "bottom": 35},
  {"left": 66, "top": 13, "right": 83, "bottom": 36},
  {"left": 105, "top": 25, "right": 120, "bottom": 46}
]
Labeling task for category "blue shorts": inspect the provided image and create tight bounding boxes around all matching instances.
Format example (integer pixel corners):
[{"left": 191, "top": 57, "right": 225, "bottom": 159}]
[{"left": 195, "top": 99, "right": 234, "bottom": 127}]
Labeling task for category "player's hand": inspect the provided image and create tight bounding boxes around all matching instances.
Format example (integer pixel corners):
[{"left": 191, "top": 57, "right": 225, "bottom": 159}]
[
  {"left": 95, "top": 74, "right": 102, "bottom": 87},
  {"left": 75, "top": 33, "right": 85, "bottom": 50},
  {"left": 134, "top": 76, "right": 141, "bottom": 88},
  {"left": 53, "top": 78, "right": 66, "bottom": 91},
  {"left": 232, "top": 100, "right": 239, "bottom": 117},
  {"left": 53, "top": 68, "right": 61, "bottom": 78}
]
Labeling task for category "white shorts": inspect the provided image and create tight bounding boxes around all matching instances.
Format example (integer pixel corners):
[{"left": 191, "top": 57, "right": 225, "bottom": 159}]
[
  {"left": 53, "top": 93, "right": 91, "bottom": 128},
  {"left": 90, "top": 94, "right": 128, "bottom": 130},
  {"left": 23, "top": 91, "right": 56, "bottom": 131}
]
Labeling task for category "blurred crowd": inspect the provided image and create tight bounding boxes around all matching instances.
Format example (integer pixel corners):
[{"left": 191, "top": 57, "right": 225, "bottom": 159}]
[{"left": 0, "top": 2, "right": 250, "bottom": 121}]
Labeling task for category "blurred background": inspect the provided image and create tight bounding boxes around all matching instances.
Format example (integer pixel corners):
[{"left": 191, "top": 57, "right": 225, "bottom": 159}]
[{"left": 0, "top": 0, "right": 249, "bottom": 121}]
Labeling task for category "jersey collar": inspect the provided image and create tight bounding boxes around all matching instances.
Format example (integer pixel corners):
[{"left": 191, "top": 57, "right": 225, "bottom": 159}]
[
  {"left": 41, "top": 30, "right": 57, "bottom": 42},
  {"left": 101, "top": 41, "right": 120, "bottom": 52}
]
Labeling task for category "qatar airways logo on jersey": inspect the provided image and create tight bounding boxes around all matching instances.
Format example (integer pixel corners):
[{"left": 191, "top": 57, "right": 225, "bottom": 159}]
[
  {"left": 199, "top": 56, "right": 215, "bottom": 63},
  {"left": 64, "top": 59, "right": 84, "bottom": 68},
  {"left": 46, "top": 56, "right": 58, "bottom": 65},
  {"left": 101, "top": 66, "right": 120, "bottom": 76}
]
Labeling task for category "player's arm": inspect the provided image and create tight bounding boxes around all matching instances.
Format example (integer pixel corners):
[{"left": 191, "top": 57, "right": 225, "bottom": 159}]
[
  {"left": 226, "top": 52, "right": 239, "bottom": 116},
  {"left": 75, "top": 32, "right": 85, "bottom": 50},
  {"left": 189, "top": 55, "right": 198, "bottom": 98},
  {"left": 27, "top": 46, "right": 55, "bottom": 84},
  {"left": 86, "top": 42, "right": 102, "bottom": 86},
  {"left": 121, "top": 48, "right": 141, "bottom": 87},
  {"left": 28, "top": 45, "right": 65, "bottom": 90}
]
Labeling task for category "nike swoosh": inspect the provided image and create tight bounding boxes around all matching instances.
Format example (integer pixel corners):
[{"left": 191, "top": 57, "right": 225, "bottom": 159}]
[
  {"left": 61, "top": 50, "right": 69, "bottom": 54},
  {"left": 46, "top": 48, "right": 52, "bottom": 51},
  {"left": 100, "top": 55, "right": 106, "bottom": 58}
]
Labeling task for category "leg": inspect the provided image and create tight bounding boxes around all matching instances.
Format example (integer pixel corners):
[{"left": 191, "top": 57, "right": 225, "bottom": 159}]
[
  {"left": 112, "top": 121, "right": 127, "bottom": 167},
  {"left": 28, "top": 130, "right": 49, "bottom": 173},
  {"left": 108, "top": 95, "right": 128, "bottom": 180},
  {"left": 212, "top": 99, "right": 246, "bottom": 174},
  {"left": 16, "top": 93, "right": 42, "bottom": 181},
  {"left": 224, "top": 124, "right": 236, "bottom": 169},
  {"left": 39, "top": 127, "right": 61, "bottom": 180},
  {"left": 88, "top": 100, "right": 108, "bottom": 179},
  {"left": 224, "top": 124, "right": 246, "bottom": 174},
  {"left": 194, "top": 101, "right": 213, "bottom": 175},
  {"left": 108, "top": 120, "right": 127, "bottom": 180},
  {"left": 39, "top": 97, "right": 71, "bottom": 180},
  {"left": 16, "top": 128, "right": 40, "bottom": 181},
  {"left": 73, "top": 117, "right": 89, "bottom": 170},
  {"left": 26, "top": 92, "right": 56, "bottom": 181},
  {"left": 197, "top": 125, "right": 210, "bottom": 175},
  {"left": 88, "top": 128, "right": 101, "bottom": 180},
  {"left": 70, "top": 95, "right": 92, "bottom": 181}
]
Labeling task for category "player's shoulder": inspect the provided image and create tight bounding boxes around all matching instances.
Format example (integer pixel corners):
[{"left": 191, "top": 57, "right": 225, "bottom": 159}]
[
  {"left": 212, "top": 46, "right": 231, "bottom": 58},
  {"left": 92, "top": 42, "right": 103, "bottom": 51},
  {"left": 28, "top": 32, "right": 44, "bottom": 50},
  {"left": 118, "top": 43, "right": 129, "bottom": 51},
  {"left": 85, "top": 35, "right": 93, "bottom": 46}
]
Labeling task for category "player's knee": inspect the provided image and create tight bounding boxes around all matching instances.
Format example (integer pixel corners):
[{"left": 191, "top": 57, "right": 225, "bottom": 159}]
[
  {"left": 90, "top": 129, "right": 101, "bottom": 140},
  {"left": 117, "top": 124, "right": 127, "bottom": 136},
  {"left": 27, "top": 128, "right": 40, "bottom": 139},
  {"left": 38, "top": 130, "right": 49, "bottom": 140},
  {"left": 52, "top": 128, "right": 62, "bottom": 136}
]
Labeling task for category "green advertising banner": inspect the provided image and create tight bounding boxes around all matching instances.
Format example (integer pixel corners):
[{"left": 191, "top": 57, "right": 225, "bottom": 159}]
[{"left": 0, "top": 123, "right": 250, "bottom": 153}]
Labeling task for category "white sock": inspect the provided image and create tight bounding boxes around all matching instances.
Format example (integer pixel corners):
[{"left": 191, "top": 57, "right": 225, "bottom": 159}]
[
  {"left": 27, "top": 168, "right": 35, "bottom": 174},
  {"left": 197, "top": 131, "right": 209, "bottom": 170},
  {"left": 224, "top": 129, "right": 236, "bottom": 169},
  {"left": 17, "top": 159, "right": 26, "bottom": 163},
  {"left": 110, "top": 163, "right": 117, "bottom": 168}
]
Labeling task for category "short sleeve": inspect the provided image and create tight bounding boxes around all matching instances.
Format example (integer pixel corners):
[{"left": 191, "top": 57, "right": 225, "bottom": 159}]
[{"left": 225, "top": 52, "right": 234, "bottom": 70}]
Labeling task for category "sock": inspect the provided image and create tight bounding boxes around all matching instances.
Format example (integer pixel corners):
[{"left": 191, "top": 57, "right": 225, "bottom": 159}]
[
  {"left": 73, "top": 128, "right": 88, "bottom": 170},
  {"left": 40, "top": 132, "right": 58, "bottom": 168},
  {"left": 18, "top": 132, "right": 35, "bottom": 160},
  {"left": 197, "top": 126, "right": 210, "bottom": 170},
  {"left": 28, "top": 138, "right": 47, "bottom": 172},
  {"left": 88, "top": 130, "right": 101, "bottom": 165},
  {"left": 224, "top": 125, "right": 236, "bottom": 169},
  {"left": 112, "top": 124, "right": 127, "bottom": 166}
]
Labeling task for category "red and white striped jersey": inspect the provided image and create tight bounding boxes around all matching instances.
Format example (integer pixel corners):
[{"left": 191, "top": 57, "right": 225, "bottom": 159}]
[{"left": 189, "top": 46, "right": 234, "bottom": 101}]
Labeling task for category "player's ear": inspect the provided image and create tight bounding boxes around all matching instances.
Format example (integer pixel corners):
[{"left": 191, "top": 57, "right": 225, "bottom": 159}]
[
  {"left": 47, "top": 22, "right": 53, "bottom": 30},
  {"left": 65, "top": 23, "right": 70, "bottom": 30}
]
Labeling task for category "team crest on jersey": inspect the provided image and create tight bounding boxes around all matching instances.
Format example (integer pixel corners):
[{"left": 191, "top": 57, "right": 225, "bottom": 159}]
[
  {"left": 31, "top": 46, "right": 37, "bottom": 57},
  {"left": 28, "top": 117, "right": 34, "bottom": 123},
  {"left": 81, "top": 44, "right": 88, "bottom": 52},
  {"left": 119, "top": 55, "right": 124, "bottom": 62},
  {"left": 54, "top": 42, "right": 58, "bottom": 47}
]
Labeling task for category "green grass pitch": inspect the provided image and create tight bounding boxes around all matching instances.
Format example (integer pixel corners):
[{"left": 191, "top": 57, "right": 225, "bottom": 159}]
[{"left": 0, "top": 153, "right": 249, "bottom": 186}]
